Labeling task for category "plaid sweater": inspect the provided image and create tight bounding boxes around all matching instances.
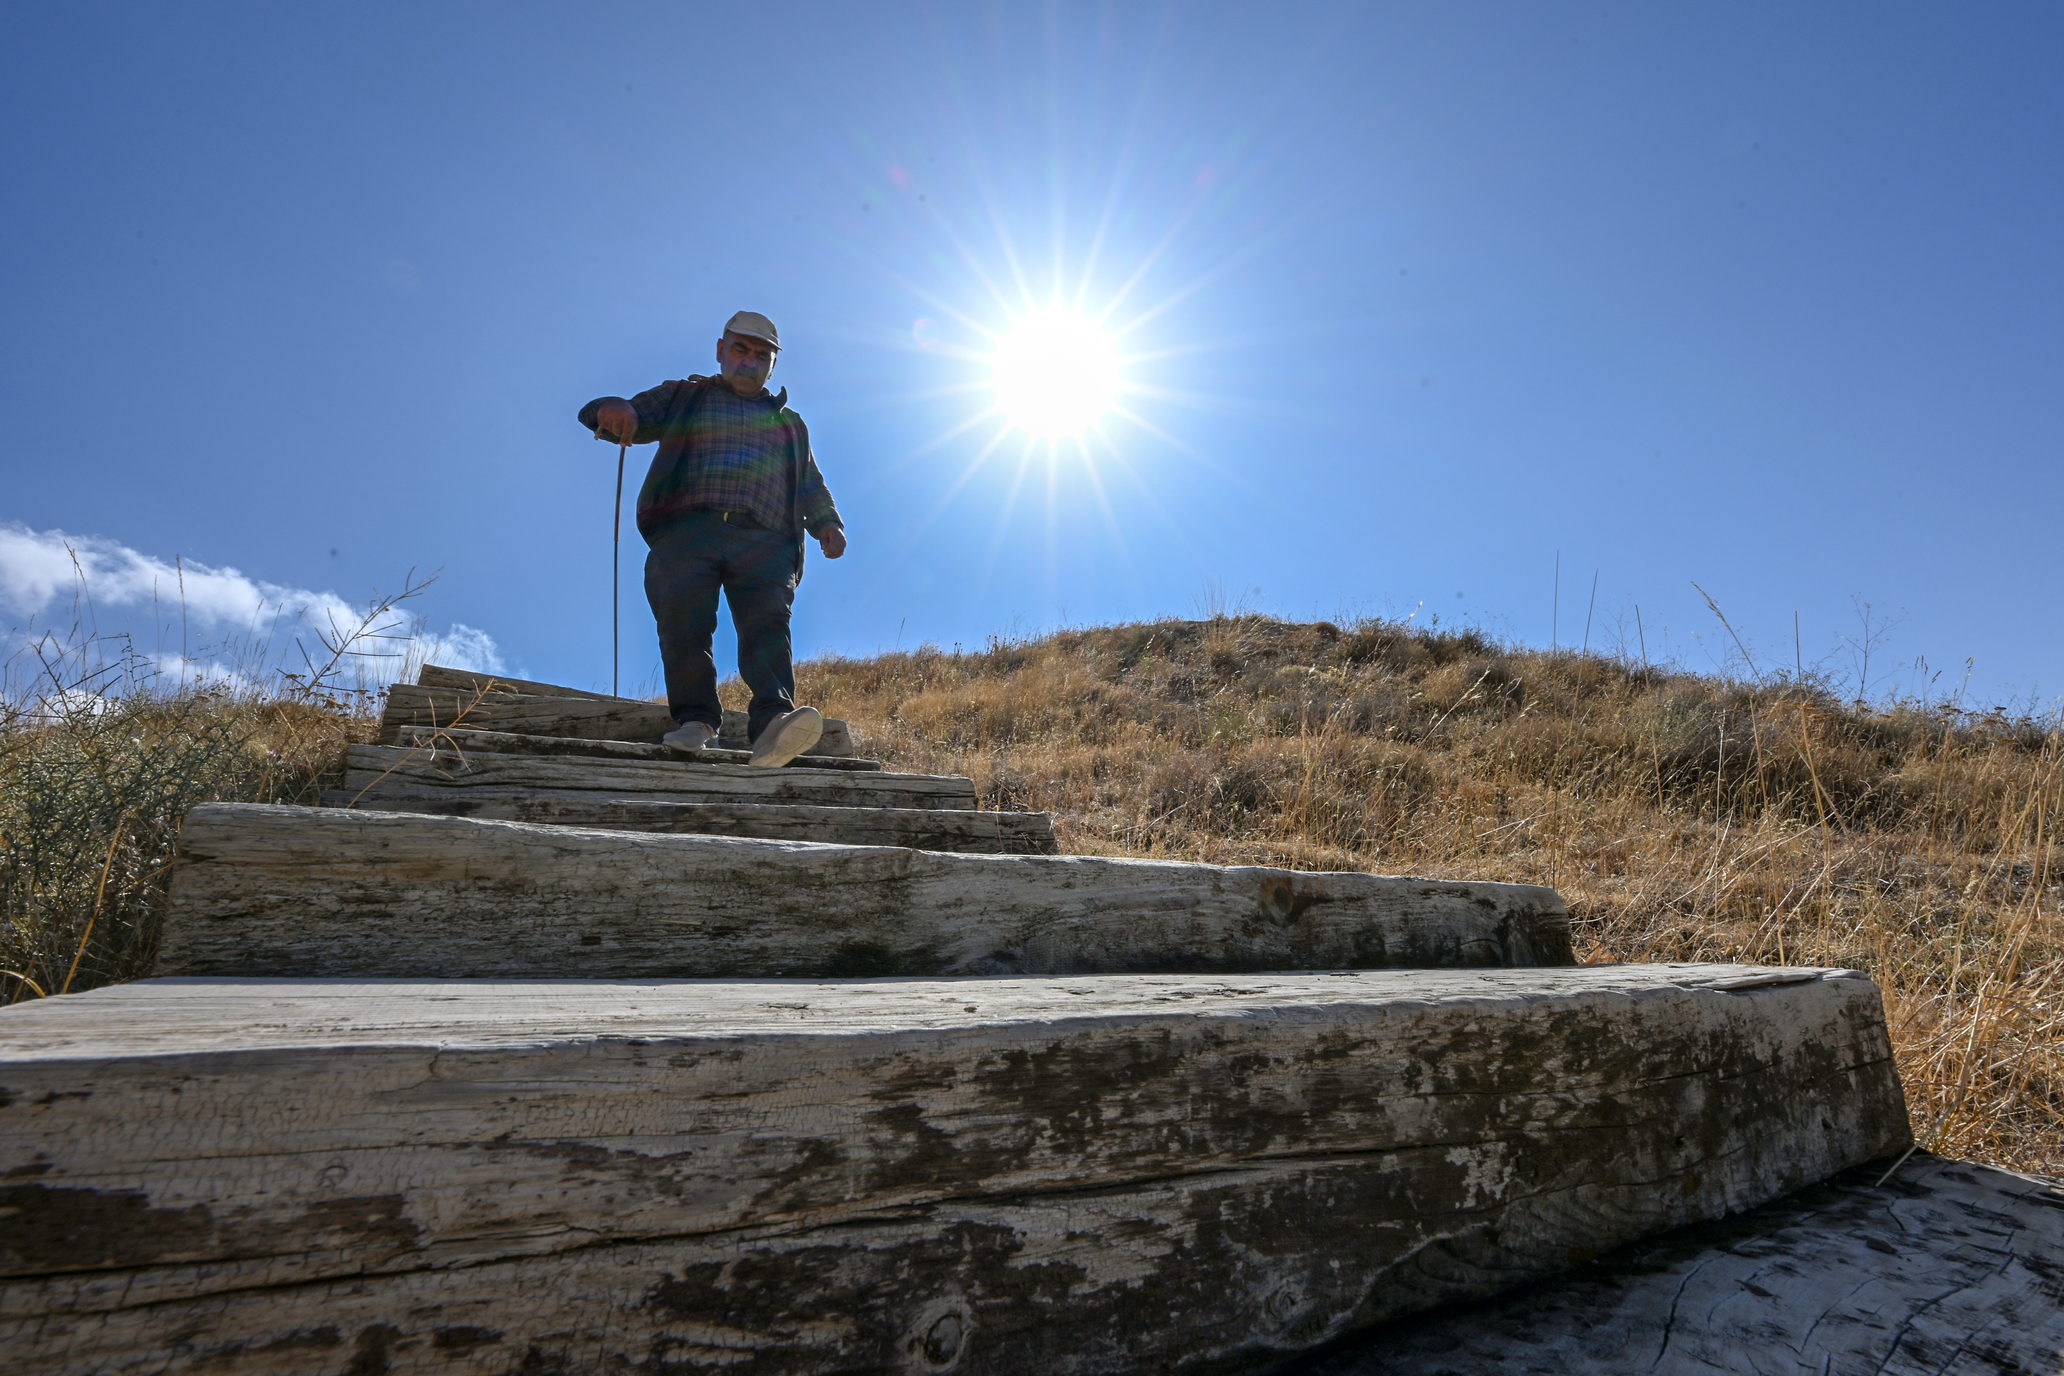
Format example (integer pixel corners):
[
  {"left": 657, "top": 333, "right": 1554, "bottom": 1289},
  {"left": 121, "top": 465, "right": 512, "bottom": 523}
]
[{"left": 578, "top": 377, "right": 841, "bottom": 544}]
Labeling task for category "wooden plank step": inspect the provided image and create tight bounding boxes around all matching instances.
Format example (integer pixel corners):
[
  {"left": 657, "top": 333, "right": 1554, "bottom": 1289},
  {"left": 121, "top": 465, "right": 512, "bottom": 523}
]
[
  {"left": 383, "top": 724, "right": 884, "bottom": 772},
  {"left": 0, "top": 966, "right": 1910, "bottom": 1376},
  {"left": 378, "top": 683, "right": 676, "bottom": 745},
  {"left": 318, "top": 793, "right": 1060, "bottom": 853},
  {"left": 157, "top": 803, "right": 1571, "bottom": 978},
  {"left": 403, "top": 667, "right": 859, "bottom": 755},
  {"left": 418, "top": 662, "right": 615, "bottom": 698},
  {"left": 1313, "top": 1151, "right": 2062, "bottom": 1375},
  {"left": 340, "top": 742, "right": 975, "bottom": 811}
]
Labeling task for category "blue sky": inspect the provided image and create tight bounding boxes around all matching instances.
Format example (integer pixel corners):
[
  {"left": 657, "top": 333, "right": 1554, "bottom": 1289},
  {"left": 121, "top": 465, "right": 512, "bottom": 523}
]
[{"left": 4, "top": 3, "right": 2059, "bottom": 708}]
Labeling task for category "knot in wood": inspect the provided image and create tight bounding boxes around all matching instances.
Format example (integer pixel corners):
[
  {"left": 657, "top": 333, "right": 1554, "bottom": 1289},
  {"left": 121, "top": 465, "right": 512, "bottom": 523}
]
[
  {"left": 923, "top": 1312, "right": 962, "bottom": 1362},
  {"left": 905, "top": 1300, "right": 973, "bottom": 1370}
]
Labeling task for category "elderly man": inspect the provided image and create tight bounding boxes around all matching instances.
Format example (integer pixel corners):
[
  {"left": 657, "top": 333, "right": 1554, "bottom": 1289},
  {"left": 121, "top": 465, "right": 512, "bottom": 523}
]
[{"left": 578, "top": 311, "right": 847, "bottom": 766}]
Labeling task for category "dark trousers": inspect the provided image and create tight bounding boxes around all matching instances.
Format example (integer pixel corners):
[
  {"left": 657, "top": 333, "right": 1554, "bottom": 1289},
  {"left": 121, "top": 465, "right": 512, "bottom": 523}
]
[{"left": 644, "top": 512, "right": 802, "bottom": 742}]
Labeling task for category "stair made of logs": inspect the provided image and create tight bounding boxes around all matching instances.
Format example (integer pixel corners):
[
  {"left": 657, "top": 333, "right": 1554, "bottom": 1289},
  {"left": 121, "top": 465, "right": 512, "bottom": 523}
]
[{"left": 345, "top": 665, "right": 1058, "bottom": 853}]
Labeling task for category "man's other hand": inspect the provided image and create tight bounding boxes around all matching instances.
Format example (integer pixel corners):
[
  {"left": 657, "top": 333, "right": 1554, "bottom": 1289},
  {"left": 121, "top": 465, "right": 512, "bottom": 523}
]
[
  {"left": 595, "top": 401, "right": 639, "bottom": 444},
  {"left": 818, "top": 526, "right": 848, "bottom": 559}
]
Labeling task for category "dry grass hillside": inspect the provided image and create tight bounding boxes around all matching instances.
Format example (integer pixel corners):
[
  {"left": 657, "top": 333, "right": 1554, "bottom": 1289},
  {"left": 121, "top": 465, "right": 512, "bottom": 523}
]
[
  {"left": 4, "top": 613, "right": 2057, "bottom": 1174},
  {"left": 0, "top": 681, "right": 371, "bottom": 998},
  {"left": 787, "top": 615, "right": 2062, "bottom": 1175}
]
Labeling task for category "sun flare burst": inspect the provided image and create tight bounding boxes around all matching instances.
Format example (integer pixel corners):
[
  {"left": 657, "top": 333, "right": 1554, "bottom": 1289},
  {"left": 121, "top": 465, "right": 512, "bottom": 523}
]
[
  {"left": 989, "top": 311, "right": 1119, "bottom": 439},
  {"left": 839, "top": 119, "right": 1251, "bottom": 607}
]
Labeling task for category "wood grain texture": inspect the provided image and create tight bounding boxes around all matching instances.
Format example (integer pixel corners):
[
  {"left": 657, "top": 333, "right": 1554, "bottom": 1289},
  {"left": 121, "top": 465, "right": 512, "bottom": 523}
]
[
  {"left": 318, "top": 793, "right": 1059, "bottom": 853},
  {"left": 1312, "top": 1152, "right": 2063, "bottom": 1376},
  {"left": 417, "top": 664, "right": 618, "bottom": 699},
  {"left": 382, "top": 725, "right": 883, "bottom": 772},
  {"left": 378, "top": 685, "right": 677, "bottom": 745},
  {"left": 340, "top": 743, "right": 975, "bottom": 811},
  {"left": 405, "top": 669, "right": 859, "bottom": 755},
  {"left": 156, "top": 803, "right": 1574, "bottom": 978},
  {"left": 0, "top": 966, "right": 1910, "bottom": 1375}
]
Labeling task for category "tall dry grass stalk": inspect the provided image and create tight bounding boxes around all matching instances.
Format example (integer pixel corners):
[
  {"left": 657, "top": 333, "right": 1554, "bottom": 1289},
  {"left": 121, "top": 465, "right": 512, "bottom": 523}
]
[
  {"left": 0, "top": 655, "right": 376, "bottom": 996},
  {"left": 779, "top": 615, "right": 2062, "bottom": 1174}
]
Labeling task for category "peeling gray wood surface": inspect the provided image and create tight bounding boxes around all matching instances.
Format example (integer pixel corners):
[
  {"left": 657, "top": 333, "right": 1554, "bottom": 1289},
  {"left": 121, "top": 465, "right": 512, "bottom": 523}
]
[
  {"left": 378, "top": 684, "right": 679, "bottom": 745},
  {"left": 405, "top": 669, "right": 859, "bottom": 755},
  {"left": 1312, "top": 1152, "right": 2064, "bottom": 1376},
  {"left": 157, "top": 804, "right": 1574, "bottom": 978},
  {"left": 340, "top": 743, "right": 974, "bottom": 811},
  {"left": 418, "top": 663, "right": 617, "bottom": 699},
  {"left": 0, "top": 966, "right": 1909, "bottom": 1375},
  {"left": 318, "top": 793, "right": 1059, "bottom": 853},
  {"left": 382, "top": 724, "right": 883, "bottom": 771}
]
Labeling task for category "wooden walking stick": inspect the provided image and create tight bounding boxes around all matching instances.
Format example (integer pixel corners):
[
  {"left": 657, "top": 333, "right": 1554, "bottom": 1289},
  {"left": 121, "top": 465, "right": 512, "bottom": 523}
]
[{"left": 612, "top": 439, "right": 626, "bottom": 697}]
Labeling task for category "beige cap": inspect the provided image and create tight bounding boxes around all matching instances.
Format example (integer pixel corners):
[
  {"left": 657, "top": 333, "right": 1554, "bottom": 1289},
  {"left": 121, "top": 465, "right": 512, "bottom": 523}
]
[{"left": 723, "top": 310, "right": 780, "bottom": 349}]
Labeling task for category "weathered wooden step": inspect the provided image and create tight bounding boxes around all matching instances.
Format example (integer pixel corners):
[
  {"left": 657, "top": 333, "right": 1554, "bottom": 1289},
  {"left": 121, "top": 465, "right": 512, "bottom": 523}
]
[
  {"left": 340, "top": 742, "right": 974, "bottom": 811},
  {"left": 1314, "top": 1152, "right": 2062, "bottom": 1375},
  {"left": 0, "top": 965, "right": 1909, "bottom": 1376},
  {"left": 379, "top": 681, "right": 677, "bottom": 745},
  {"left": 157, "top": 803, "right": 1570, "bottom": 978},
  {"left": 417, "top": 662, "right": 615, "bottom": 698},
  {"left": 383, "top": 724, "right": 884, "bottom": 771},
  {"left": 401, "top": 666, "right": 859, "bottom": 754},
  {"left": 319, "top": 793, "right": 1059, "bottom": 853}
]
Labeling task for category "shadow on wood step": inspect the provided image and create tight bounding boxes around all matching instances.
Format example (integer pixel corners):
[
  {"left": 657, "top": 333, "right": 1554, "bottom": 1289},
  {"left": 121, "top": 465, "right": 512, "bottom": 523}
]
[
  {"left": 401, "top": 667, "right": 859, "bottom": 755},
  {"left": 0, "top": 966, "right": 1909, "bottom": 1376},
  {"left": 319, "top": 792, "right": 1059, "bottom": 853},
  {"left": 383, "top": 724, "right": 884, "bottom": 771},
  {"left": 159, "top": 803, "right": 1573, "bottom": 978},
  {"left": 341, "top": 743, "right": 975, "bottom": 811},
  {"left": 418, "top": 663, "right": 620, "bottom": 699},
  {"left": 380, "top": 682, "right": 676, "bottom": 746}
]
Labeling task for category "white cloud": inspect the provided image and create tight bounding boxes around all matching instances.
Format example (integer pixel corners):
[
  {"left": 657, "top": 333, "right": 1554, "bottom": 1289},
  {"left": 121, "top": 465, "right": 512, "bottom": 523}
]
[
  {"left": 413, "top": 623, "right": 504, "bottom": 674},
  {"left": 0, "top": 524, "right": 506, "bottom": 692}
]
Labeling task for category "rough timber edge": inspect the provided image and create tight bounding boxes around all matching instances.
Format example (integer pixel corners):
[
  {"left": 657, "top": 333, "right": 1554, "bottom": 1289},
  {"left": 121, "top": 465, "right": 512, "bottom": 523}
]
[
  {"left": 315, "top": 791, "right": 1060, "bottom": 853},
  {"left": 383, "top": 723, "right": 885, "bottom": 771},
  {"left": 416, "top": 662, "right": 620, "bottom": 700},
  {"left": 0, "top": 963, "right": 1851, "bottom": 1053},
  {"left": 411, "top": 663, "right": 860, "bottom": 754},
  {"left": 0, "top": 966, "right": 1909, "bottom": 1376},
  {"left": 340, "top": 741, "right": 972, "bottom": 792},
  {"left": 155, "top": 803, "right": 1577, "bottom": 977}
]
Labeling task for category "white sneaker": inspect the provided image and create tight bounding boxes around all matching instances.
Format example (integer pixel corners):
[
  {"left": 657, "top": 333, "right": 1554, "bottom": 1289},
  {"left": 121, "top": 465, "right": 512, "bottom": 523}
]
[
  {"left": 662, "top": 722, "right": 715, "bottom": 752},
  {"left": 748, "top": 706, "right": 823, "bottom": 767}
]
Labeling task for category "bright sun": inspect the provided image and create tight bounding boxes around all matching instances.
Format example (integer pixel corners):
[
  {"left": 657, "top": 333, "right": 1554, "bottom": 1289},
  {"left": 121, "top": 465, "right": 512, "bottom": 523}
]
[{"left": 990, "top": 311, "right": 1119, "bottom": 439}]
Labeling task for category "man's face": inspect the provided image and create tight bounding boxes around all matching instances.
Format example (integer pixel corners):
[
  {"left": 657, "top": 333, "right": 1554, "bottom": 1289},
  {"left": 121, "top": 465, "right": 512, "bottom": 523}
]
[{"left": 716, "top": 332, "right": 778, "bottom": 396}]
